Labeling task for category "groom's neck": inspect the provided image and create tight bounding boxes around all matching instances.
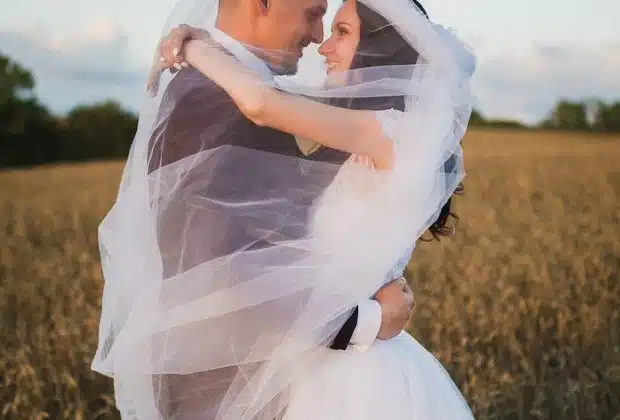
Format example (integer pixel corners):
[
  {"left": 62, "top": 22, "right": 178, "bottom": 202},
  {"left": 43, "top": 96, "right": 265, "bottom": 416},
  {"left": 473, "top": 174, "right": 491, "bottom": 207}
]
[
  {"left": 215, "top": 16, "right": 290, "bottom": 76},
  {"left": 215, "top": 6, "right": 259, "bottom": 44}
]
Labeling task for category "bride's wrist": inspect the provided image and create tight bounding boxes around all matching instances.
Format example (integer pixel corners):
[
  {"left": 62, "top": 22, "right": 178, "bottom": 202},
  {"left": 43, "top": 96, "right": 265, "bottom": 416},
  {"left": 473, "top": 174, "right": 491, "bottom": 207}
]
[{"left": 192, "top": 28, "right": 212, "bottom": 42}]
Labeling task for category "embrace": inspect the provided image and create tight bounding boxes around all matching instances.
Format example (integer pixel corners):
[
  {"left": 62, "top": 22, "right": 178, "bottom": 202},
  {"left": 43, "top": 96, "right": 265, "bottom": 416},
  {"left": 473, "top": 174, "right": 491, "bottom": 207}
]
[{"left": 91, "top": 0, "right": 477, "bottom": 418}]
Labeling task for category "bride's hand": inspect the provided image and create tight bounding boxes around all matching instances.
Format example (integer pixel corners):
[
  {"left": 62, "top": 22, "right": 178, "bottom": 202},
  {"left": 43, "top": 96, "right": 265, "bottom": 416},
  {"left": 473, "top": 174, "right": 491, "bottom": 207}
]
[
  {"left": 146, "top": 24, "right": 210, "bottom": 92},
  {"left": 159, "top": 24, "right": 206, "bottom": 71}
]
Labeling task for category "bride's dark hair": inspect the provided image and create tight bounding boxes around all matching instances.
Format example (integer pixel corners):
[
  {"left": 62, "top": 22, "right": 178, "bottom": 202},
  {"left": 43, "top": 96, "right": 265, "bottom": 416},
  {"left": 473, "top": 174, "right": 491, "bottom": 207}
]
[{"left": 335, "top": 0, "right": 462, "bottom": 240}]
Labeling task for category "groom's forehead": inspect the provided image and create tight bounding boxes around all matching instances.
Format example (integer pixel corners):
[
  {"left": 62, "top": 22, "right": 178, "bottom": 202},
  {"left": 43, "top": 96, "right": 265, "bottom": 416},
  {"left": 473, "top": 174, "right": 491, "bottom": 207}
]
[{"left": 294, "top": 0, "right": 328, "bottom": 12}]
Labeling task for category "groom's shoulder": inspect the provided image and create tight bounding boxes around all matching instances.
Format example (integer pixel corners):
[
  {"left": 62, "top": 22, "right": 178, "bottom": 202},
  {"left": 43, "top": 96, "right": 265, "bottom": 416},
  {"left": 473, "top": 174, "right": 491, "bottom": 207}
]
[
  {"left": 148, "top": 68, "right": 245, "bottom": 170},
  {"left": 164, "top": 67, "right": 234, "bottom": 110}
]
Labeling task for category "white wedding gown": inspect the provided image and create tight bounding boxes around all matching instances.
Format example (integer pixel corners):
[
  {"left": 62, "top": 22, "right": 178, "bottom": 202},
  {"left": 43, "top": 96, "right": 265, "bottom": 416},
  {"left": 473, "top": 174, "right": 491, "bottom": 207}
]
[{"left": 282, "top": 110, "right": 474, "bottom": 420}]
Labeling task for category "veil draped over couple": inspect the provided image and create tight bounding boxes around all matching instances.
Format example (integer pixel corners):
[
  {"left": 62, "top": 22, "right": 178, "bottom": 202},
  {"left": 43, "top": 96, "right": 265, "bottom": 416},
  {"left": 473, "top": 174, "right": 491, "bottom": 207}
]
[{"left": 91, "top": 0, "right": 477, "bottom": 417}]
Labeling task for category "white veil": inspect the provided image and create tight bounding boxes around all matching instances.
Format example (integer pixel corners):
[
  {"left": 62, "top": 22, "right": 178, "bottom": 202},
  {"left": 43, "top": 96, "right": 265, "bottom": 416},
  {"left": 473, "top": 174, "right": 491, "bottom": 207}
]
[{"left": 90, "top": 0, "right": 476, "bottom": 417}]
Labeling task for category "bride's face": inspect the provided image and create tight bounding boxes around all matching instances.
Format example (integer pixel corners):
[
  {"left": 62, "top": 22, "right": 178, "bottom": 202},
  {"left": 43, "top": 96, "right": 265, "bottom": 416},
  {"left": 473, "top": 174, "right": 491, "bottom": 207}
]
[{"left": 318, "top": 0, "right": 361, "bottom": 74}]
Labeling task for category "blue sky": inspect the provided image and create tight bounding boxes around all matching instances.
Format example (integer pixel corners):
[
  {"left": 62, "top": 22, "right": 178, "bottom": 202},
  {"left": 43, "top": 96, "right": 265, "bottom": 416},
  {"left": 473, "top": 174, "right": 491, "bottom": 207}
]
[{"left": 1, "top": 0, "right": 618, "bottom": 123}]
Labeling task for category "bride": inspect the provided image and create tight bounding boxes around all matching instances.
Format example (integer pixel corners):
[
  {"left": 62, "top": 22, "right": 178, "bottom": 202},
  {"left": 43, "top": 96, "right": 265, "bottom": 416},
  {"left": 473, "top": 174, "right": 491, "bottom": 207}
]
[{"left": 92, "top": 0, "right": 476, "bottom": 418}]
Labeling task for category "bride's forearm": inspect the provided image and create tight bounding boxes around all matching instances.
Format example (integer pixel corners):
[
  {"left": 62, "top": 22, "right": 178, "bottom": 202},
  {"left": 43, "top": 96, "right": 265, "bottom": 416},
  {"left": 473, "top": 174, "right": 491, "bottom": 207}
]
[
  {"left": 258, "top": 89, "right": 393, "bottom": 167},
  {"left": 183, "top": 39, "right": 392, "bottom": 168}
]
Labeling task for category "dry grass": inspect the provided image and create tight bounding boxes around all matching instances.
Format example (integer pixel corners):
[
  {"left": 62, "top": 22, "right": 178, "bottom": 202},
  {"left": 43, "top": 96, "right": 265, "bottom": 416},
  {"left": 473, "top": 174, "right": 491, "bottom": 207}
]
[{"left": 1, "top": 129, "right": 619, "bottom": 419}]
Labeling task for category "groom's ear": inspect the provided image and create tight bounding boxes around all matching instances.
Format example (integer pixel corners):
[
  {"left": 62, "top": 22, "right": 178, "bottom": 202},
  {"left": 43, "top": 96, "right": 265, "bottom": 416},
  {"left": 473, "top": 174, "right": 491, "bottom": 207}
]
[{"left": 255, "top": 0, "right": 269, "bottom": 15}]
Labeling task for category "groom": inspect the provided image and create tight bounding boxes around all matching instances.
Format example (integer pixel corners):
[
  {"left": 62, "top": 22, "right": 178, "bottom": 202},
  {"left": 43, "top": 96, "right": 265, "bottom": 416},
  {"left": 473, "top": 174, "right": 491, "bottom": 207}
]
[{"left": 147, "top": 0, "right": 415, "bottom": 416}]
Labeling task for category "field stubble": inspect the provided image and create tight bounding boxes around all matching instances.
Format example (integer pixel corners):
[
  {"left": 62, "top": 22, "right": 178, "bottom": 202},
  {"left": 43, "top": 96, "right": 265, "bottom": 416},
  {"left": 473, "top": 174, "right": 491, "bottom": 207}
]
[{"left": 1, "top": 129, "right": 619, "bottom": 419}]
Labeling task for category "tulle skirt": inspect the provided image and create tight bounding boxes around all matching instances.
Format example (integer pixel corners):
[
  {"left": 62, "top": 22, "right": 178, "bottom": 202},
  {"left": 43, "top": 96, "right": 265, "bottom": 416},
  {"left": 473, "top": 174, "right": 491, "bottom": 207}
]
[{"left": 282, "top": 331, "right": 474, "bottom": 420}]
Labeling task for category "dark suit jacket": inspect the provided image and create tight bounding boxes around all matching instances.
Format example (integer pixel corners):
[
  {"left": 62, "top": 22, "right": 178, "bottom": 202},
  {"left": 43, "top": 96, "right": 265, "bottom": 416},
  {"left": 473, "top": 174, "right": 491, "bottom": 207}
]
[{"left": 146, "top": 67, "right": 357, "bottom": 418}]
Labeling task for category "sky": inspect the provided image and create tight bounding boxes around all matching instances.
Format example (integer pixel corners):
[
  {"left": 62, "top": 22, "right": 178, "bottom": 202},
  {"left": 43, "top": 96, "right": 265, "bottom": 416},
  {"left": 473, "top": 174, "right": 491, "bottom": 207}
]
[{"left": 1, "top": 0, "right": 618, "bottom": 124}]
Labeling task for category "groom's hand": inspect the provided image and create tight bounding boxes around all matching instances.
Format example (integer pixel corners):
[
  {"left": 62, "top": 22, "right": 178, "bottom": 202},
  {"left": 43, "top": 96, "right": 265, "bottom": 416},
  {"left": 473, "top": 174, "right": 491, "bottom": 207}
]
[{"left": 374, "top": 277, "right": 414, "bottom": 340}]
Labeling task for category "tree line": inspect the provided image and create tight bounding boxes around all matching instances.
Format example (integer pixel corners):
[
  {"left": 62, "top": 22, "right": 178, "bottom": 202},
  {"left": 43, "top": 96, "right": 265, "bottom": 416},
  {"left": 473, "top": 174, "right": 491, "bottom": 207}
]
[
  {"left": 1, "top": 55, "right": 138, "bottom": 168},
  {"left": 1, "top": 53, "right": 619, "bottom": 169},
  {"left": 471, "top": 101, "right": 620, "bottom": 132}
]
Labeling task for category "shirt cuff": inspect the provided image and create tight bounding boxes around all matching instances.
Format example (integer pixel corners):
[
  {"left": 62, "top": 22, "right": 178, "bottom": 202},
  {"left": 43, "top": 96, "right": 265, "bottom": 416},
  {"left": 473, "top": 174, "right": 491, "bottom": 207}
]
[{"left": 349, "top": 299, "right": 382, "bottom": 352}]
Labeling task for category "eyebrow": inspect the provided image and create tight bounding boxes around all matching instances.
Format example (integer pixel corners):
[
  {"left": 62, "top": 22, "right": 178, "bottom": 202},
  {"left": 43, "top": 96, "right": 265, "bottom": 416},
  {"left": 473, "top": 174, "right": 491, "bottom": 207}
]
[{"left": 332, "top": 21, "right": 352, "bottom": 30}]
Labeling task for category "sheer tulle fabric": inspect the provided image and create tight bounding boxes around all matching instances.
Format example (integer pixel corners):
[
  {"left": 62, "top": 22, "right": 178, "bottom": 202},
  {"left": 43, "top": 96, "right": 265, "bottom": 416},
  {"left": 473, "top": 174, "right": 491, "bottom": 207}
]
[{"left": 90, "top": 0, "right": 475, "bottom": 418}]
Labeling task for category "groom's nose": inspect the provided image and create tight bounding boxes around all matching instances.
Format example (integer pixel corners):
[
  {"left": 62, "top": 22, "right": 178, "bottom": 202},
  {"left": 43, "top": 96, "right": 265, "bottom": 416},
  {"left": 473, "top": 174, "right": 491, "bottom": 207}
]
[{"left": 309, "top": 20, "right": 324, "bottom": 44}]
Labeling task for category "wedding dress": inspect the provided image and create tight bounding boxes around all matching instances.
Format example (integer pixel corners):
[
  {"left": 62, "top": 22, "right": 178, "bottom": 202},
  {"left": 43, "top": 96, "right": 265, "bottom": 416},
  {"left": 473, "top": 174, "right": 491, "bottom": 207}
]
[{"left": 283, "top": 110, "right": 474, "bottom": 420}]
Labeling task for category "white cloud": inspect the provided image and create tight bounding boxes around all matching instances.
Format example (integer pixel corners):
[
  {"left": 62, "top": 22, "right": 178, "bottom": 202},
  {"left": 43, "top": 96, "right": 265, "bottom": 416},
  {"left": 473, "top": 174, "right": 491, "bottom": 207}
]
[
  {"left": 1, "top": 21, "right": 619, "bottom": 125},
  {"left": 22, "top": 19, "right": 125, "bottom": 53},
  {"left": 0, "top": 20, "right": 149, "bottom": 113},
  {"left": 471, "top": 42, "right": 620, "bottom": 124}
]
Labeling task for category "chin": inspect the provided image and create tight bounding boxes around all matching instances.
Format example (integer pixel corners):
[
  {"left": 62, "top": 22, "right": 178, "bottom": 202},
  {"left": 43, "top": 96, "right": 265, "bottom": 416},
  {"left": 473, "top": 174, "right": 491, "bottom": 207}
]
[
  {"left": 265, "top": 50, "right": 299, "bottom": 76},
  {"left": 325, "top": 62, "right": 344, "bottom": 74},
  {"left": 272, "top": 61, "right": 298, "bottom": 76},
  {"left": 281, "top": 57, "right": 301, "bottom": 75}
]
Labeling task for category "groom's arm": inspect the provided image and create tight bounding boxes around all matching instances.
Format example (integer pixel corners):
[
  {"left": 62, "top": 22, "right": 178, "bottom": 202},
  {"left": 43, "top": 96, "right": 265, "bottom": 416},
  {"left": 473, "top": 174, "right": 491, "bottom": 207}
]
[
  {"left": 329, "top": 300, "right": 382, "bottom": 351},
  {"left": 346, "top": 300, "right": 383, "bottom": 350},
  {"left": 334, "top": 279, "right": 415, "bottom": 350}
]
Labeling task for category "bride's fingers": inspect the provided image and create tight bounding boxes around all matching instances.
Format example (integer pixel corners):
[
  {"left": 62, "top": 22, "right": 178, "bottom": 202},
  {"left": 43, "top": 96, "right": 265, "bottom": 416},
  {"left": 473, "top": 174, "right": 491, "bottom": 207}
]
[
  {"left": 146, "top": 28, "right": 191, "bottom": 93},
  {"left": 159, "top": 55, "right": 186, "bottom": 72},
  {"left": 158, "top": 36, "right": 180, "bottom": 62},
  {"left": 168, "top": 25, "right": 192, "bottom": 60},
  {"left": 163, "top": 52, "right": 188, "bottom": 72},
  {"left": 159, "top": 39, "right": 176, "bottom": 66},
  {"left": 153, "top": 25, "right": 194, "bottom": 81}
]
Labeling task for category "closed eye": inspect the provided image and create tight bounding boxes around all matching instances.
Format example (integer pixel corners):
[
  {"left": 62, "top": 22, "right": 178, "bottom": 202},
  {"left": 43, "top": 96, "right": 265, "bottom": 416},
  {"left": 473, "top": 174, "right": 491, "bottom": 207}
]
[
  {"left": 335, "top": 24, "right": 351, "bottom": 36},
  {"left": 306, "top": 6, "right": 326, "bottom": 22}
]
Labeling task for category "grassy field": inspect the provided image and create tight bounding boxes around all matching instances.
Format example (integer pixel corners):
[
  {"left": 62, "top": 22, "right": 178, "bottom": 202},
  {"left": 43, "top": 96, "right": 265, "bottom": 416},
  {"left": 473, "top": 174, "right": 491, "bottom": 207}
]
[{"left": 1, "top": 129, "right": 619, "bottom": 419}]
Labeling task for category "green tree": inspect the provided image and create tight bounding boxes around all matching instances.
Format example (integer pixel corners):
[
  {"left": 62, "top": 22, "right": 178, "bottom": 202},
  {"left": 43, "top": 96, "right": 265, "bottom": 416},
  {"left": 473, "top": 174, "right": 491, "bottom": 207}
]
[
  {"left": 0, "top": 54, "right": 35, "bottom": 105},
  {"left": 592, "top": 101, "right": 620, "bottom": 132},
  {"left": 0, "top": 54, "right": 62, "bottom": 167},
  {"left": 469, "top": 108, "right": 486, "bottom": 126},
  {"left": 541, "top": 100, "right": 589, "bottom": 131},
  {"left": 64, "top": 100, "right": 138, "bottom": 160}
]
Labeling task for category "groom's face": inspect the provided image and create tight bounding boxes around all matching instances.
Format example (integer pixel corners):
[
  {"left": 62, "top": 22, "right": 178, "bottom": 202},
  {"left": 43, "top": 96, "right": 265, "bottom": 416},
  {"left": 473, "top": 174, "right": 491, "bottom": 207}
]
[{"left": 255, "top": 0, "right": 327, "bottom": 74}]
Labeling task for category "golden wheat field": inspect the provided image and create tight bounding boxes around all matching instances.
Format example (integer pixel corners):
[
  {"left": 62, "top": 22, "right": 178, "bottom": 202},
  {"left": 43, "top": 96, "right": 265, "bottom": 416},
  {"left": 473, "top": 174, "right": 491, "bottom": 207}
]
[{"left": 1, "top": 129, "right": 619, "bottom": 419}]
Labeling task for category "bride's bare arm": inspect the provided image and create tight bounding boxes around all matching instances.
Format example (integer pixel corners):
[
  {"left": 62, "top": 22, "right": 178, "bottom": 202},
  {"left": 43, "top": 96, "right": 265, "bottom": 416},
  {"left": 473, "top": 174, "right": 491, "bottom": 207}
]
[{"left": 183, "top": 39, "right": 394, "bottom": 169}]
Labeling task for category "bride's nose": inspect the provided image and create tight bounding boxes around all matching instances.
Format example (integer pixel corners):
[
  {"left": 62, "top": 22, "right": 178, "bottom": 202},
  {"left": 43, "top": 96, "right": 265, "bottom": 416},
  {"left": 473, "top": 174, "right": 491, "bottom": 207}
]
[{"left": 318, "top": 37, "right": 333, "bottom": 56}]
